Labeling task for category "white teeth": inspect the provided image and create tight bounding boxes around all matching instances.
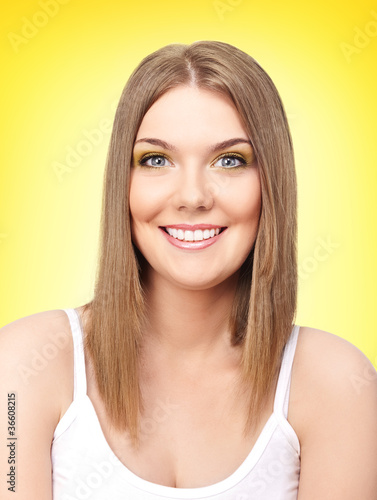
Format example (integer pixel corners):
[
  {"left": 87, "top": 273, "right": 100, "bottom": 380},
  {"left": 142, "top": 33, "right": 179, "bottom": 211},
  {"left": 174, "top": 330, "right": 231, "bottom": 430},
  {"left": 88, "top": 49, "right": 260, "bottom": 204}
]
[{"left": 166, "top": 227, "right": 221, "bottom": 241}]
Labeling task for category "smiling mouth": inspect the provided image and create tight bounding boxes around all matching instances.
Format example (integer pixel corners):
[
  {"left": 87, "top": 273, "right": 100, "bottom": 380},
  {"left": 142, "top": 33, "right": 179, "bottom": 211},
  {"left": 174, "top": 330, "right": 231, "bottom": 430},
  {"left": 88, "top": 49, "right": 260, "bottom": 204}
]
[{"left": 160, "top": 226, "right": 227, "bottom": 242}]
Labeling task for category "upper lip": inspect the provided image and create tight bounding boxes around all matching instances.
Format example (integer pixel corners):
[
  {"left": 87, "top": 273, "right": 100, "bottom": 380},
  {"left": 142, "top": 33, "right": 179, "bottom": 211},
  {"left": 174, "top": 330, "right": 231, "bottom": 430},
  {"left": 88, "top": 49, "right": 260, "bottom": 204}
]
[{"left": 160, "top": 224, "right": 227, "bottom": 231}]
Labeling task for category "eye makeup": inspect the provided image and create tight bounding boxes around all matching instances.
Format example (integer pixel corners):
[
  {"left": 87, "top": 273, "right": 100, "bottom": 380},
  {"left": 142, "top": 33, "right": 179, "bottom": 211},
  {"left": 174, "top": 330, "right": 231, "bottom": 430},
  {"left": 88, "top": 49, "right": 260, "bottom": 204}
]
[
  {"left": 134, "top": 150, "right": 255, "bottom": 170},
  {"left": 136, "top": 152, "right": 172, "bottom": 169},
  {"left": 213, "top": 152, "right": 248, "bottom": 169}
]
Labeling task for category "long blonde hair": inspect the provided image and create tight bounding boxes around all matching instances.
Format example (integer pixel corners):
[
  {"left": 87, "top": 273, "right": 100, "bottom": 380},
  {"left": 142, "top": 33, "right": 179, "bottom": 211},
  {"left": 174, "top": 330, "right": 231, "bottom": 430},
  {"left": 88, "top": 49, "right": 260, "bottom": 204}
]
[{"left": 82, "top": 40, "right": 297, "bottom": 447}]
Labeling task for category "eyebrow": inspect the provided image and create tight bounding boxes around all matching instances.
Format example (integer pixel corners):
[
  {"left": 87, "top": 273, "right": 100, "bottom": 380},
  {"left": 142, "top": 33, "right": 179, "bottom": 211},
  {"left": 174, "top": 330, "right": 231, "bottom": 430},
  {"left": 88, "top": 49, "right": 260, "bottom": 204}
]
[{"left": 133, "top": 137, "right": 253, "bottom": 153}]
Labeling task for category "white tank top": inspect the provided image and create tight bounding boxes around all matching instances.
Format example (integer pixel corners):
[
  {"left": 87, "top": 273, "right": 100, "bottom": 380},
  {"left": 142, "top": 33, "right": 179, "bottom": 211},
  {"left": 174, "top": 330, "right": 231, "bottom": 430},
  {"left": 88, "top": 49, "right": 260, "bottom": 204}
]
[{"left": 51, "top": 308, "right": 301, "bottom": 499}]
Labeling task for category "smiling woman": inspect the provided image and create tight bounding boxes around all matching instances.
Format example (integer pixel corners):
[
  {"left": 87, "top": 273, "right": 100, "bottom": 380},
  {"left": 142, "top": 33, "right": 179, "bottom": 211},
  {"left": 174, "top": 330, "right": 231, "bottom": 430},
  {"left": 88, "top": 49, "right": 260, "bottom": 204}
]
[
  {"left": 1, "top": 40, "right": 376, "bottom": 500},
  {"left": 81, "top": 42, "right": 299, "bottom": 465},
  {"left": 130, "top": 86, "right": 262, "bottom": 282}
]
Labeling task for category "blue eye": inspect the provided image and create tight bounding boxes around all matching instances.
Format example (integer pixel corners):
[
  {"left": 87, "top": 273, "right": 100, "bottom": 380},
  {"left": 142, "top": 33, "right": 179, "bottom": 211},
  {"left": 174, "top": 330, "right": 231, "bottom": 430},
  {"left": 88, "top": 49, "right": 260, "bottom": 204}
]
[
  {"left": 213, "top": 154, "right": 247, "bottom": 168},
  {"left": 138, "top": 154, "right": 172, "bottom": 168},
  {"left": 137, "top": 152, "right": 248, "bottom": 169}
]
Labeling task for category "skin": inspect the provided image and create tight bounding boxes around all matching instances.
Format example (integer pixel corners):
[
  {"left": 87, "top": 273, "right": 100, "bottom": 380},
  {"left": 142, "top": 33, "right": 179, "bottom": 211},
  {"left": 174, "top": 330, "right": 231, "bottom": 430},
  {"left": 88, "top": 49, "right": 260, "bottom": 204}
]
[
  {"left": 0, "top": 85, "right": 376, "bottom": 498},
  {"left": 129, "top": 85, "right": 261, "bottom": 367}
]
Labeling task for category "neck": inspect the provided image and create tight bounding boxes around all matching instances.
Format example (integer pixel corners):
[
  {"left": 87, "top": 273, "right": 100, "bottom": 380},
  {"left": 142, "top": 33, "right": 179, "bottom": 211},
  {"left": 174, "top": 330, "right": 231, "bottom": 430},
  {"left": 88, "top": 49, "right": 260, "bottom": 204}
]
[{"left": 139, "top": 267, "right": 242, "bottom": 368}]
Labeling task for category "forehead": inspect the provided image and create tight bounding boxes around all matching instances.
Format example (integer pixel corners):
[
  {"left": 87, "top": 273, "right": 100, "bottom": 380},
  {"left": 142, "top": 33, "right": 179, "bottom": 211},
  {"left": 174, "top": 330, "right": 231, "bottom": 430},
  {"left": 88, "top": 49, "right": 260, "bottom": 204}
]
[{"left": 134, "top": 85, "right": 248, "bottom": 144}]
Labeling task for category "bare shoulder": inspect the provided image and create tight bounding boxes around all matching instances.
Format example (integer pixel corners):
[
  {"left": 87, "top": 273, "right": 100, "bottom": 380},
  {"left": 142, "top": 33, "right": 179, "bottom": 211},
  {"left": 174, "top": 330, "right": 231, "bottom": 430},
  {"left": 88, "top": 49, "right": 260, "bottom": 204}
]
[
  {"left": 0, "top": 309, "right": 75, "bottom": 498},
  {"left": 0, "top": 308, "right": 74, "bottom": 418},
  {"left": 289, "top": 325, "right": 377, "bottom": 499},
  {"left": 0, "top": 308, "right": 73, "bottom": 354},
  {"left": 0, "top": 308, "right": 71, "bottom": 339},
  {"left": 292, "top": 324, "right": 376, "bottom": 384},
  {"left": 290, "top": 325, "right": 377, "bottom": 424}
]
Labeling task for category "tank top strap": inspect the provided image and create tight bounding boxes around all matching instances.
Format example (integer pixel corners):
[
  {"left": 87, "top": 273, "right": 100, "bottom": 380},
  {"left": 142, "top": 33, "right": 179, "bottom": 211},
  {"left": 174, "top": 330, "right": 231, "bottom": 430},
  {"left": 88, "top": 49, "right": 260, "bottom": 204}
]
[
  {"left": 273, "top": 324, "right": 300, "bottom": 418},
  {"left": 62, "top": 308, "right": 87, "bottom": 400}
]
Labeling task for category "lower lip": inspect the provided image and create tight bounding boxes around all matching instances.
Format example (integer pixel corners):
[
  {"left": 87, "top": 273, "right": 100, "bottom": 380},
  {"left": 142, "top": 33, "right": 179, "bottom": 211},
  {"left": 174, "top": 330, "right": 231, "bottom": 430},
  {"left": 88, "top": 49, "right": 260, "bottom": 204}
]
[{"left": 159, "top": 228, "right": 227, "bottom": 250}]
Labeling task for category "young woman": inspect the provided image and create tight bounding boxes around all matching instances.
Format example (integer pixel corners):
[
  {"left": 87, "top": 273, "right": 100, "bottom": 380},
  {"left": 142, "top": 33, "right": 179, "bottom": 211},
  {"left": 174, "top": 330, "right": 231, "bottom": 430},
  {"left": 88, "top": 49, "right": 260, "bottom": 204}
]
[{"left": 1, "top": 41, "right": 376, "bottom": 500}]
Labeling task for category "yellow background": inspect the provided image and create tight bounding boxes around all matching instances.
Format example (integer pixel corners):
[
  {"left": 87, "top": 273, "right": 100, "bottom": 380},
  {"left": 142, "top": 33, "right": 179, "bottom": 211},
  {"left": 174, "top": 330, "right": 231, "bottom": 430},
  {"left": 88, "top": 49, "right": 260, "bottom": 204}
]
[{"left": 1, "top": 0, "right": 376, "bottom": 366}]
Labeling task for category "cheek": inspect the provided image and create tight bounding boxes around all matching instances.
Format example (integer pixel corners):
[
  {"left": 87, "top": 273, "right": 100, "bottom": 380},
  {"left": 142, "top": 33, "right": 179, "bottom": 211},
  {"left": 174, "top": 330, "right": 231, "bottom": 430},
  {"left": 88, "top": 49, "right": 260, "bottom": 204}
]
[
  {"left": 129, "top": 175, "right": 168, "bottom": 225},
  {"left": 225, "top": 173, "right": 262, "bottom": 225}
]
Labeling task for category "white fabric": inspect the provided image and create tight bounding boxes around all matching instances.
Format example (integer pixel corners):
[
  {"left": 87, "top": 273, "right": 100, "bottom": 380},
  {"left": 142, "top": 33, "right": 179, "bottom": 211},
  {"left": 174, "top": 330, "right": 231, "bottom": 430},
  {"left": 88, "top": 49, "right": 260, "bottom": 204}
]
[{"left": 51, "top": 308, "right": 301, "bottom": 499}]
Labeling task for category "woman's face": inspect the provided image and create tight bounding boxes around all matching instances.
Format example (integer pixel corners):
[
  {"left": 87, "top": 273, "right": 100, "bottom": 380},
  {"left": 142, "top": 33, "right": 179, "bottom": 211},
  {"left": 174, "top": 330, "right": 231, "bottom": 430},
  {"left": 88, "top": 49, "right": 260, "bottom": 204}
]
[{"left": 129, "top": 85, "right": 261, "bottom": 290}]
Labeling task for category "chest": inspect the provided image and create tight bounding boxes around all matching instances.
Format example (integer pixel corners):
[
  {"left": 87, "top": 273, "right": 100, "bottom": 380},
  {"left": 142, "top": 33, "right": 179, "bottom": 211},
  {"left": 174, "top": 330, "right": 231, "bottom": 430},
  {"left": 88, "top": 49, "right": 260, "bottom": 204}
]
[{"left": 85, "top": 362, "right": 277, "bottom": 488}]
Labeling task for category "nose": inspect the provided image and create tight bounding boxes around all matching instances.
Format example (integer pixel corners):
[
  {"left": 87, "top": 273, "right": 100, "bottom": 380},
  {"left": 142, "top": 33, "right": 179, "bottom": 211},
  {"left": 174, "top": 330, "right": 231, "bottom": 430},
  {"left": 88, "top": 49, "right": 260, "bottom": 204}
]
[{"left": 173, "top": 165, "right": 215, "bottom": 211}]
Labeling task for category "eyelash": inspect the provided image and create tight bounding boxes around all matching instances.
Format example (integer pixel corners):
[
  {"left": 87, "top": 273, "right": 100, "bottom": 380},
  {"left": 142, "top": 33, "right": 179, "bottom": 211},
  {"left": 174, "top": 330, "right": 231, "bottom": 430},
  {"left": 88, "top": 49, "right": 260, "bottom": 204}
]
[
  {"left": 137, "top": 153, "right": 167, "bottom": 169},
  {"left": 137, "top": 152, "right": 249, "bottom": 170}
]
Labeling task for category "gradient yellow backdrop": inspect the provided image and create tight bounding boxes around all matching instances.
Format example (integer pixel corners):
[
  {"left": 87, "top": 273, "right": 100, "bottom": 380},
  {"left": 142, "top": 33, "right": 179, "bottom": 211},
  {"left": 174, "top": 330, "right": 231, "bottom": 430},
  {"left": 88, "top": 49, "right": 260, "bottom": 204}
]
[{"left": 1, "top": 0, "right": 376, "bottom": 366}]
